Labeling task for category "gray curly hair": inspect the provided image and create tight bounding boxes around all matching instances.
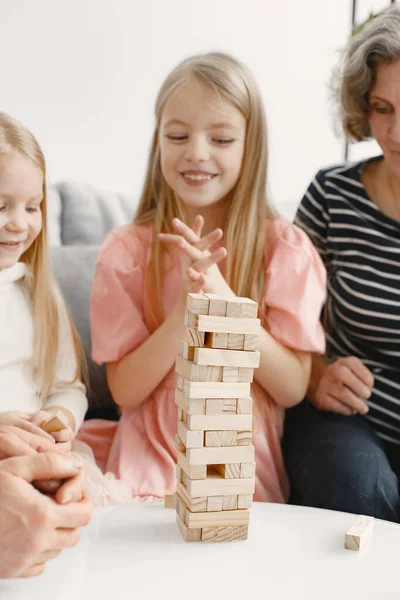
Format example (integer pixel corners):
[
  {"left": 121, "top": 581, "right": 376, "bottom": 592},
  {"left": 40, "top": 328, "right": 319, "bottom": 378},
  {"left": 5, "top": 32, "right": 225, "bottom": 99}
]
[{"left": 333, "top": 5, "right": 400, "bottom": 141}]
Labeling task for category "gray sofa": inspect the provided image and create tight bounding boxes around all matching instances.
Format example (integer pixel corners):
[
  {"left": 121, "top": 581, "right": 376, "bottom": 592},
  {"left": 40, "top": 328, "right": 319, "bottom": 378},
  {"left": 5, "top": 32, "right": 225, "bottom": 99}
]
[{"left": 49, "top": 181, "right": 134, "bottom": 420}]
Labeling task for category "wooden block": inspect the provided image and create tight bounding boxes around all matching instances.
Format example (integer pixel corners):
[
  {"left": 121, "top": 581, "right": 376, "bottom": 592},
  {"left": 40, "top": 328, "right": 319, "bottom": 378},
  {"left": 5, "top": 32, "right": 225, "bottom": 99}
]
[
  {"left": 206, "top": 496, "right": 223, "bottom": 512},
  {"left": 238, "top": 367, "right": 254, "bottom": 383},
  {"left": 214, "top": 463, "right": 241, "bottom": 479},
  {"left": 187, "top": 476, "right": 255, "bottom": 498},
  {"left": 194, "top": 348, "right": 260, "bottom": 368},
  {"left": 205, "top": 332, "right": 229, "bottom": 349},
  {"left": 187, "top": 293, "right": 209, "bottom": 315},
  {"left": 176, "top": 514, "right": 202, "bottom": 542},
  {"left": 184, "top": 310, "right": 196, "bottom": 327},
  {"left": 244, "top": 334, "right": 260, "bottom": 351},
  {"left": 187, "top": 508, "right": 250, "bottom": 529},
  {"left": 177, "top": 421, "right": 203, "bottom": 449},
  {"left": 205, "top": 431, "right": 237, "bottom": 447},
  {"left": 236, "top": 431, "right": 252, "bottom": 446},
  {"left": 239, "top": 298, "right": 258, "bottom": 319},
  {"left": 237, "top": 494, "right": 253, "bottom": 509},
  {"left": 196, "top": 315, "right": 260, "bottom": 335},
  {"left": 177, "top": 451, "right": 206, "bottom": 480},
  {"left": 176, "top": 375, "right": 183, "bottom": 391},
  {"left": 177, "top": 482, "right": 207, "bottom": 512},
  {"left": 237, "top": 397, "right": 253, "bottom": 414},
  {"left": 186, "top": 445, "right": 255, "bottom": 466},
  {"left": 206, "top": 399, "right": 222, "bottom": 415},
  {"left": 222, "top": 398, "right": 237, "bottom": 413},
  {"left": 40, "top": 412, "right": 69, "bottom": 433},
  {"left": 203, "top": 293, "right": 227, "bottom": 317},
  {"left": 175, "top": 493, "right": 186, "bottom": 521},
  {"left": 176, "top": 356, "right": 222, "bottom": 382},
  {"left": 175, "top": 389, "right": 205, "bottom": 415},
  {"left": 344, "top": 516, "right": 374, "bottom": 551},
  {"left": 202, "top": 527, "right": 233, "bottom": 543},
  {"left": 164, "top": 490, "right": 175, "bottom": 508},
  {"left": 187, "top": 414, "right": 252, "bottom": 432},
  {"left": 226, "top": 298, "right": 243, "bottom": 318},
  {"left": 186, "top": 328, "right": 205, "bottom": 347},
  {"left": 227, "top": 333, "right": 245, "bottom": 350},
  {"left": 222, "top": 367, "right": 239, "bottom": 383},
  {"left": 183, "top": 380, "right": 250, "bottom": 399},
  {"left": 181, "top": 342, "right": 194, "bottom": 361},
  {"left": 174, "top": 433, "right": 185, "bottom": 453},
  {"left": 222, "top": 495, "right": 237, "bottom": 510},
  {"left": 240, "top": 463, "right": 255, "bottom": 478}
]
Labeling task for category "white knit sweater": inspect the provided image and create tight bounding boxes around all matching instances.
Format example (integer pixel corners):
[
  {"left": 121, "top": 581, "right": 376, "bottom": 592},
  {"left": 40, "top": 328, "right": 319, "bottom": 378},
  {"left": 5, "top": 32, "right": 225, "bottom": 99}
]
[{"left": 0, "top": 262, "right": 88, "bottom": 430}]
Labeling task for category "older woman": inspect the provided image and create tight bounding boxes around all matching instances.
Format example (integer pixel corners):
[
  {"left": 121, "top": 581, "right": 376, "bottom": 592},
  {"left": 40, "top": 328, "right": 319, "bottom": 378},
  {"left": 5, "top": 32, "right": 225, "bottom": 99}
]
[{"left": 283, "top": 6, "right": 400, "bottom": 522}]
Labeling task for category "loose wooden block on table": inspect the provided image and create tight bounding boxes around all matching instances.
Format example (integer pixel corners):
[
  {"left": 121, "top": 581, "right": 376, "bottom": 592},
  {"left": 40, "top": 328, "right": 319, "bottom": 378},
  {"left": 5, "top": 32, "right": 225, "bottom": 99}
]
[
  {"left": 194, "top": 347, "right": 260, "bottom": 368},
  {"left": 196, "top": 314, "right": 260, "bottom": 335},
  {"left": 183, "top": 380, "right": 250, "bottom": 399},
  {"left": 40, "top": 412, "right": 69, "bottom": 433},
  {"left": 344, "top": 515, "right": 374, "bottom": 551},
  {"left": 164, "top": 490, "right": 175, "bottom": 508}
]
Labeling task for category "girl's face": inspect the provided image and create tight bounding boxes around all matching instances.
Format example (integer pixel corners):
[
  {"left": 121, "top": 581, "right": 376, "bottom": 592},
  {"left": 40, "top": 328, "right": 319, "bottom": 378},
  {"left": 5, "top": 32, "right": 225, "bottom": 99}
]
[
  {"left": 159, "top": 80, "right": 246, "bottom": 211},
  {"left": 0, "top": 153, "right": 43, "bottom": 270},
  {"left": 369, "top": 58, "right": 400, "bottom": 178}
]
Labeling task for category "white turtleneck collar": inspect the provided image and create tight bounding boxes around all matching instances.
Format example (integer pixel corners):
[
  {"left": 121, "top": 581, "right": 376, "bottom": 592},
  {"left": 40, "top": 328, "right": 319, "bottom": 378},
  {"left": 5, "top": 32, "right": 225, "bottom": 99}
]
[{"left": 0, "top": 262, "right": 27, "bottom": 286}]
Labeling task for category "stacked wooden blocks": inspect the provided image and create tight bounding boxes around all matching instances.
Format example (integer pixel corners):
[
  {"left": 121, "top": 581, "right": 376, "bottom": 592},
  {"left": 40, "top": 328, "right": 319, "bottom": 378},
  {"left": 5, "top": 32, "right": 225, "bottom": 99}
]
[{"left": 174, "top": 292, "right": 260, "bottom": 543}]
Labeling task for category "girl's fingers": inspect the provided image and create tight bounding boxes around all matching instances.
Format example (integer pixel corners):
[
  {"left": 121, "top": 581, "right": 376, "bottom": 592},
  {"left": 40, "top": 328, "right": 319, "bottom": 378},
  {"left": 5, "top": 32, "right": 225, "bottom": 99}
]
[
  {"left": 191, "top": 215, "right": 204, "bottom": 239},
  {"left": 50, "top": 428, "right": 73, "bottom": 444},
  {"left": 189, "top": 274, "right": 206, "bottom": 294},
  {"left": 192, "top": 247, "right": 227, "bottom": 273},
  {"left": 172, "top": 218, "right": 201, "bottom": 244},
  {"left": 159, "top": 234, "right": 201, "bottom": 261},
  {"left": 196, "top": 228, "right": 223, "bottom": 252},
  {"left": 170, "top": 219, "right": 223, "bottom": 253}
]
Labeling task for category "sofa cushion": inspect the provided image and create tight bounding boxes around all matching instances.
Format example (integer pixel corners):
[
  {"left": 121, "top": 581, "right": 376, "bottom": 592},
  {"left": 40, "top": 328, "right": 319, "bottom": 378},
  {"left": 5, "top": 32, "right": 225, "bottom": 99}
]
[
  {"left": 56, "top": 181, "right": 133, "bottom": 245},
  {"left": 51, "top": 245, "right": 119, "bottom": 420}
]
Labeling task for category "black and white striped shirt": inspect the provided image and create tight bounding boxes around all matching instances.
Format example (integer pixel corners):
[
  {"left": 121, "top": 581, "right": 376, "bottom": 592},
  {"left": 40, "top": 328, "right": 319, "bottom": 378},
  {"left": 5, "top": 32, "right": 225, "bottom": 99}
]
[{"left": 295, "top": 156, "right": 400, "bottom": 444}]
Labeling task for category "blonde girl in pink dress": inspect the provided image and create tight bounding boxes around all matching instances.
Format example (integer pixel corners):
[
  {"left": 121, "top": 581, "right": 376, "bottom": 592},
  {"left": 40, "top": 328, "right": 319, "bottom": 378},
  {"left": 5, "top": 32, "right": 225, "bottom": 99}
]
[{"left": 78, "top": 52, "right": 327, "bottom": 503}]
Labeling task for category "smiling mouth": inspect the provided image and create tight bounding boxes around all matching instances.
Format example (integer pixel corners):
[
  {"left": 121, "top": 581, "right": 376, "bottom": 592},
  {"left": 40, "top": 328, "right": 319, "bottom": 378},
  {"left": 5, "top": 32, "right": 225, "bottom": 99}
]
[{"left": 181, "top": 172, "right": 217, "bottom": 182}]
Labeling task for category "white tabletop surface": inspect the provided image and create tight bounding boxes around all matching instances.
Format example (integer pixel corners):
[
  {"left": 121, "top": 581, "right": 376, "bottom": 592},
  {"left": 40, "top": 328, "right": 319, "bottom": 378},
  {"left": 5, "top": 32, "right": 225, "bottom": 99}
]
[{"left": 1, "top": 502, "right": 399, "bottom": 599}]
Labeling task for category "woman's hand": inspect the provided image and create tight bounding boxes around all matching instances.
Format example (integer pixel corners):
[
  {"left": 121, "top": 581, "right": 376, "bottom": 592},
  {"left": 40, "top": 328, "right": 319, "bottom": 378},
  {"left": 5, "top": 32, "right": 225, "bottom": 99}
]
[
  {"left": 0, "top": 412, "right": 55, "bottom": 442},
  {"left": 309, "top": 356, "right": 373, "bottom": 416}
]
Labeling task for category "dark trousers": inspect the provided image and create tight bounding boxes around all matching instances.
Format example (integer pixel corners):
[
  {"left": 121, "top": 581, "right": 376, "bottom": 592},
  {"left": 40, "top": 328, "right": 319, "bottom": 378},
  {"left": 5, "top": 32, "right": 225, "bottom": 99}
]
[{"left": 282, "top": 402, "right": 400, "bottom": 523}]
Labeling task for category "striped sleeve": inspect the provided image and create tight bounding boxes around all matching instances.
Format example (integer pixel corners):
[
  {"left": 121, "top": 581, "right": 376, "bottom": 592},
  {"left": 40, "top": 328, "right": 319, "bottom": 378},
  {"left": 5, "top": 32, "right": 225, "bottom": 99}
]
[{"left": 294, "top": 170, "right": 330, "bottom": 266}]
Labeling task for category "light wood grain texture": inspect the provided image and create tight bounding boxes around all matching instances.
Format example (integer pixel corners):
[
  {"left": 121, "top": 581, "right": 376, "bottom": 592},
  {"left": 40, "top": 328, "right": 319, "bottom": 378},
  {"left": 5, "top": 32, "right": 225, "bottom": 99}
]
[
  {"left": 176, "top": 482, "right": 207, "bottom": 512},
  {"left": 237, "top": 397, "right": 253, "bottom": 414},
  {"left": 222, "top": 495, "right": 238, "bottom": 510},
  {"left": 183, "top": 380, "right": 250, "bottom": 399},
  {"left": 238, "top": 367, "right": 254, "bottom": 383},
  {"left": 181, "top": 342, "right": 194, "bottom": 361},
  {"left": 236, "top": 431, "right": 252, "bottom": 446},
  {"left": 40, "top": 412, "right": 69, "bottom": 433},
  {"left": 186, "top": 508, "right": 250, "bottom": 528},
  {"left": 237, "top": 494, "right": 253, "bottom": 509},
  {"left": 174, "top": 433, "right": 185, "bottom": 453},
  {"left": 175, "top": 356, "right": 223, "bottom": 382},
  {"left": 164, "top": 490, "right": 175, "bottom": 509},
  {"left": 187, "top": 293, "right": 209, "bottom": 315},
  {"left": 203, "top": 293, "right": 227, "bottom": 317},
  {"left": 205, "top": 431, "right": 237, "bottom": 447},
  {"left": 187, "top": 414, "right": 252, "bottom": 432},
  {"left": 205, "top": 332, "right": 229, "bottom": 349},
  {"left": 177, "top": 421, "right": 203, "bottom": 449},
  {"left": 222, "top": 398, "right": 237, "bottom": 413},
  {"left": 222, "top": 367, "right": 239, "bottom": 383},
  {"left": 196, "top": 314, "right": 260, "bottom": 335},
  {"left": 194, "top": 348, "right": 260, "bottom": 368},
  {"left": 186, "top": 328, "right": 205, "bottom": 347},
  {"left": 177, "top": 451, "right": 207, "bottom": 480},
  {"left": 187, "top": 476, "right": 255, "bottom": 498},
  {"left": 184, "top": 310, "right": 196, "bottom": 328},
  {"left": 227, "top": 333, "right": 245, "bottom": 350},
  {"left": 244, "top": 334, "right": 260, "bottom": 351},
  {"left": 205, "top": 399, "right": 222, "bottom": 415},
  {"left": 186, "top": 445, "right": 255, "bottom": 466},
  {"left": 240, "top": 463, "right": 256, "bottom": 478},
  {"left": 213, "top": 463, "right": 241, "bottom": 479},
  {"left": 175, "top": 389, "right": 205, "bottom": 415},
  {"left": 206, "top": 496, "right": 223, "bottom": 512},
  {"left": 344, "top": 516, "right": 374, "bottom": 551},
  {"left": 176, "top": 514, "right": 202, "bottom": 542}
]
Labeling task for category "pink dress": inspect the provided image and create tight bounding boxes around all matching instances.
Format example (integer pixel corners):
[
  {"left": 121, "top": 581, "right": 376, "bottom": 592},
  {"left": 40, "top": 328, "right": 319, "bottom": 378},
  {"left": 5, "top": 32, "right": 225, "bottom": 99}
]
[{"left": 77, "top": 219, "right": 326, "bottom": 503}]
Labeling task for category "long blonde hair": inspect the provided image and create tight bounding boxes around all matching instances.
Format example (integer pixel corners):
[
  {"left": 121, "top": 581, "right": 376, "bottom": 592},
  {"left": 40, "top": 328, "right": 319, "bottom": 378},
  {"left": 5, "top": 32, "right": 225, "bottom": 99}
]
[
  {"left": 0, "top": 112, "right": 86, "bottom": 402},
  {"left": 134, "top": 52, "right": 275, "bottom": 330}
]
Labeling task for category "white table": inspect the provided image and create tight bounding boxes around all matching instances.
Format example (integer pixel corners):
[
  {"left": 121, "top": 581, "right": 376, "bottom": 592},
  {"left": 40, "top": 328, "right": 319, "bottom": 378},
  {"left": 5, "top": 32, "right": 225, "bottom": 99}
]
[{"left": 1, "top": 502, "right": 399, "bottom": 599}]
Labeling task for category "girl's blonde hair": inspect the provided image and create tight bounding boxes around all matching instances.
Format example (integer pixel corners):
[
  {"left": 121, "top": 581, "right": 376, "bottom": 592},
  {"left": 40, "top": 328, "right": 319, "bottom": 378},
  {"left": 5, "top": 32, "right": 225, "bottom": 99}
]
[
  {"left": 0, "top": 112, "right": 86, "bottom": 401},
  {"left": 134, "top": 52, "right": 275, "bottom": 330},
  {"left": 332, "top": 5, "right": 400, "bottom": 142}
]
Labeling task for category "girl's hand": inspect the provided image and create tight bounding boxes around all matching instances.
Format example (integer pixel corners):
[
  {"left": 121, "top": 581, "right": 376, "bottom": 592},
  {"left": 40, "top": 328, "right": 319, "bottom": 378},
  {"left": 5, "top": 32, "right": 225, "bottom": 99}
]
[
  {"left": 0, "top": 412, "right": 55, "bottom": 442},
  {"left": 30, "top": 410, "right": 74, "bottom": 445},
  {"left": 159, "top": 216, "right": 228, "bottom": 298},
  {"left": 309, "top": 356, "right": 373, "bottom": 416}
]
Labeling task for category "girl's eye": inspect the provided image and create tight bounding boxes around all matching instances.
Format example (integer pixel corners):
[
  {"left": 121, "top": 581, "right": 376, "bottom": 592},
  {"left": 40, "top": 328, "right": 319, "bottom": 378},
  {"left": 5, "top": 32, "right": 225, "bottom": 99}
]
[
  {"left": 0, "top": 206, "right": 5, "bottom": 212},
  {"left": 26, "top": 207, "right": 39, "bottom": 213},
  {"left": 166, "top": 134, "right": 187, "bottom": 142},
  {"left": 371, "top": 104, "right": 392, "bottom": 115},
  {"left": 213, "top": 138, "right": 234, "bottom": 145}
]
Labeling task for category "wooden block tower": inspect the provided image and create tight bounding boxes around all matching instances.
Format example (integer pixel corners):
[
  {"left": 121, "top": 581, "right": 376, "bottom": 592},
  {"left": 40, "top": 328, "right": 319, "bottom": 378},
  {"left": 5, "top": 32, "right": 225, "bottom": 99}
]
[{"left": 174, "top": 292, "right": 260, "bottom": 543}]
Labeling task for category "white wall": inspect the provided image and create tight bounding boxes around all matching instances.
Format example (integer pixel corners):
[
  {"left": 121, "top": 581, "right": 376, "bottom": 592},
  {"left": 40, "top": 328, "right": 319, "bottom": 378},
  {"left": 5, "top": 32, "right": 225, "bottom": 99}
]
[{"left": 0, "top": 0, "right": 355, "bottom": 220}]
